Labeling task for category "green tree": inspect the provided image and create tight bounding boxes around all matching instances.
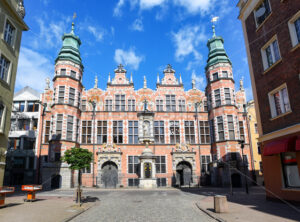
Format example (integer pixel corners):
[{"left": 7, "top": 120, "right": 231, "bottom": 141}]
[{"left": 61, "top": 147, "right": 93, "bottom": 204}]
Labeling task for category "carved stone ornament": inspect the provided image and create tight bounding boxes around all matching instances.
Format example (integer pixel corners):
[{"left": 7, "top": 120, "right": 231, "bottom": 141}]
[
  {"left": 17, "top": 0, "right": 26, "bottom": 19},
  {"left": 100, "top": 143, "right": 120, "bottom": 153},
  {"left": 114, "top": 64, "right": 126, "bottom": 73},
  {"left": 174, "top": 143, "right": 192, "bottom": 152}
]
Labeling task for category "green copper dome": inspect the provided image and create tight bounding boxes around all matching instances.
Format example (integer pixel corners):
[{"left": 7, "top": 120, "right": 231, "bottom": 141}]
[
  {"left": 205, "top": 26, "right": 231, "bottom": 70},
  {"left": 55, "top": 23, "right": 83, "bottom": 68}
]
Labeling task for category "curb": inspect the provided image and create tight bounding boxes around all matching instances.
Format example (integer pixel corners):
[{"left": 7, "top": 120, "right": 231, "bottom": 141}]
[
  {"left": 63, "top": 203, "right": 95, "bottom": 222},
  {"left": 195, "top": 203, "right": 227, "bottom": 222}
]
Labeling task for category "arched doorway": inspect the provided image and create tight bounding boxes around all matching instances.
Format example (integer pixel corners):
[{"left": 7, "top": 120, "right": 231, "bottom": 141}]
[
  {"left": 101, "top": 161, "right": 118, "bottom": 188},
  {"left": 51, "top": 174, "right": 61, "bottom": 189},
  {"left": 231, "top": 173, "right": 241, "bottom": 187},
  {"left": 176, "top": 161, "right": 192, "bottom": 186}
]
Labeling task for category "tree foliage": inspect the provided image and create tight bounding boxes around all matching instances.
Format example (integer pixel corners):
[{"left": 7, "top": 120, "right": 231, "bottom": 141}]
[{"left": 61, "top": 147, "right": 93, "bottom": 170}]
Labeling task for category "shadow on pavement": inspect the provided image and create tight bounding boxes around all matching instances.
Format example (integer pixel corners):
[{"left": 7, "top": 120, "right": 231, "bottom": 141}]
[
  {"left": 82, "top": 196, "right": 100, "bottom": 203},
  {"left": 0, "top": 203, "right": 23, "bottom": 209}
]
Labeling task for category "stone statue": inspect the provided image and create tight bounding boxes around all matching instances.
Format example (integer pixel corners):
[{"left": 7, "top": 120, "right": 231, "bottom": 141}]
[
  {"left": 143, "top": 121, "right": 150, "bottom": 137},
  {"left": 45, "top": 77, "right": 50, "bottom": 90},
  {"left": 192, "top": 79, "right": 196, "bottom": 90},
  {"left": 240, "top": 76, "right": 244, "bottom": 91},
  {"left": 94, "top": 76, "right": 98, "bottom": 88},
  {"left": 143, "top": 100, "right": 148, "bottom": 111}
]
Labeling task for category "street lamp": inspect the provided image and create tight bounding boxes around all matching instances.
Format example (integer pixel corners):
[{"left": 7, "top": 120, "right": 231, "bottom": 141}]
[
  {"left": 238, "top": 139, "right": 249, "bottom": 194},
  {"left": 37, "top": 101, "right": 47, "bottom": 184},
  {"left": 194, "top": 101, "right": 202, "bottom": 186},
  {"left": 89, "top": 100, "right": 96, "bottom": 187}
]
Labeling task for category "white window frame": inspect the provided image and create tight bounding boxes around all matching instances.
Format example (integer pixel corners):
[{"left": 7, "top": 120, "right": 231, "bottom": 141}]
[
  {"left": 261, "top": 35, "right": 281, "bottom": 71},
  {"left": 3, "top": 16, "right": 17, "bottom": 49},
  {"left": 268, "top": 83, "right": 291, "bottom": 119},
  {"left": 0, "top": 103, "right": 6, "bottom": 134},
  {"left": 288, "top": 10, "right": 300, "bottom": 48},
  {"left": 0, "top": 53, "right": 12, "bottom": 84},
  {"left": 253, "top": 0, "right": 272, "bottom": 28}
]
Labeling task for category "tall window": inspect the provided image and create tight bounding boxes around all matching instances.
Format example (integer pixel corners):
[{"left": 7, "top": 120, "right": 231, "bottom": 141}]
[
  {"left": 201, "top": 155, "right": 211, "bottom": 173},
  {"left": 217, "top": 116, "right": 224, "bottom": 141},
  {"left": 269, "top": 86, "right": 291, "bottom": 118},
  {"left": 56, "top": 114, "right": 63, "bottom": 137},
  {"left": 210, "top": 119, "right": 215, "bottom": 143},
  {"left": 82, "top": 121, "right": 92, "bottom": 144},
  {"left": 156, "top": 100, "right": 163, "bottom": 111},
  {"left": 67, "top": 116, "right": 73, "bottom": 141},
  {"left": 44, "top": 121, "right": 51, "bottom": 143},
  {"left": 214, "top": 89, "right": 221, "bottom": 107},
  {"left": 76, "top": 119, "right": 80, "bottom": 142},
  {"left": 81, "top": 100, "right": 86, "bottom": 111},
  {"left": 70, "top": 70, "right": 76, "bottom": 78},
  {"left": 27, "top": 101, "right": 39, "bottom": 112},
  {"left": 289, "top": 16, "right": 300, "bottom": 47},
  {"left": 60, "top": 69, "right": 66, "bottom": 75},
  {"left": 97, "top": 121, "right": 107, "bottom": 144},
  {"left": 227, "top": 115, "right": 235, "bottom": 140},
  {"left": 295, "top": 18, "right": 300, "bottom": 43},
  {"left": 128, "top": 156, "right": 139, "bottom": 174},
  {"left": 105, "top": 99, "right": 112, "bottom": 111},
  {"left": 203, "top": 100, "right": 208, "bottom": 112},
  {"left": 199, "top": 121, "right": 210, "bottom": 144},
  {"left": 224, "top": 88, "right": 231, "bottom": 105},
  {"left": 128, "top": 121, "right": 139, "bottom": 144},
  {"left": 166, "top": 95, "right": 176, "bottom": 111},
  {"left": 262, "top": 38, "right": 281, "bottom": 70},
  {"left": 222, "top": 71, "right": 228, "bottom": 78},
  {"left": 170, "top": 121, "right": 180, "bottom": 144},
  {"left": 0, "top": 55, "right": 10, "bottom": 83},
  {"left": 154, "top": 121, "right": 164, "bottom": 144},
  {"left": 4, "top": 20, "right": 15, "bottom": 46},
  {"left": 254, "top": 0, "right": 271, "bottom": 27},
  {"left": 58, "top": 86, "right": 65, "bottom": 103},
  {"left": 178, "top": 100, "right": 186, "bottom": 111},
  {"left": 184, "top": 121, "right": 195, "bottom": 144},
  {"left": 0, "top": 104, "right": 4, "bottom": 130},
  {"left": 113, "top": 121, "right": 123, "bottom": 143},
  {"left": 69, "top": 88, "right": 75, "bottom": 106},
  {"left": 212, "top": 72, "right": 218, "bottom": 81},
  {"left": 115, "top": 95, "right": 125, "bottom": 111},
  {"left": 239, "top": 121, "right": 245, "bottom": 141},
  {"left": 155, "top": 156, "right": 166, "bottom": 173},
  {"left": 78, "top": 92, "right": 81, "bottom": 107},
  {"left": 128, "top": 99, "right": 136, "bottom": 111}
]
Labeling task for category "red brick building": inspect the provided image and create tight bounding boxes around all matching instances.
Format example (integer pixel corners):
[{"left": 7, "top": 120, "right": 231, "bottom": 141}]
[
  {"left": 36, "top": 23, "right": 252, "bottom": 189},
  {"left": 238, "top": 0, "right": 300, "bottom": 201}
]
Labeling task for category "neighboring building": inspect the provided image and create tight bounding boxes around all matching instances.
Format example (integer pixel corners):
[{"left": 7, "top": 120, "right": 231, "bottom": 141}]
[
  {"left": 3, "top": 86, "right": 40, "bottom": 186},
  {"left": 36, "top": 23, "right": 253, "bottom": 189},
  {"left": 0, "top": 0, "right": 28, "bottom": 185},
  {"left": 238, "top": 0, "right": 300, "bottom": 201},
  {"left": 247, "top": 100, "right": 263, "bottom": 185}
]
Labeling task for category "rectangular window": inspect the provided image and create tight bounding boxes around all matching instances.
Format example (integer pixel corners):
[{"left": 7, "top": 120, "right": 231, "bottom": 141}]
[
  {"left": 262, "top": 38, "right": 281, "bottom": 70},
  {"left": 254, "top": 123, "right": 258, "bottom": 134},
  {"left": 214, "top": 89, "right": 221, "bottom": 107},
  {"left": 97, "top": 121, "right": 107, "bottom": 144},
  {"left": 44, "top": 121, "right": 51, "bottom": 143},
  {"left": 281, "top": 152, "right": 300, "bottom": 188},
  {"left": 0, "top": 55, "right": 10, "bottom": 83},
  {"left": 170, "top": 121, "right": 180, "bottom": 144},
  {"left": 269, "top": 86, "right": 291, "bottom": 118},
  {"left": 4, "top": 20, "right": 15, "bottom": 46},
  {"left": 128, "top": 99, "right": 136, "bottom": 111},
  {"left": 156, "top": 178, "right": 167, "bottom": 187},
  {"left": 81, "top": 100, "right": 86, "bottom": 111},
  {"left": 78, "top": 92, "right": 81, "bottom": 108},
  {"left": 239, "top": 121, "right": 245, "bottom": 141},
  {"left": 222, "top": 71, "right": 228, "bottom": 78},
  {"left": 295, "top": 18, "right": 300, "bottom": 43},
  {"left": 227, "top": 115, "right": 235, "bottom": 140},
  {"left": 67, "top": 116, "right": 73, "bottom": 141},
  {"left": 113, "top": 121, "right": 123, "bottom": 143},
  {"left": 178, "top": 100, "right": 186, "bottom": 111},
  {"left": 58, "top": 86, "right": 65, "bottom": 103},
  {"left": 156, "top": 100, "right": 163, "bottom": 111},
  {"left": 105, "top": 99, "right": 112, "bottom": 111},
  {"left": 212, "top": 72, "right": 218, "bottom": 81},
  {"left": 82, "top": 165, "right": 91, "bottom": 174},
  {"left": 115, "top": 95, "right": 125, "bottom": 111},
  {"left": 128, "top": 121, "right": 139, "bottom": 144},
  {"left": 70, "top": 70, "right": 76, "bottom": 78},
  {"left": 254, "top": 0, "right": 271, "bottom": 27},
  {"left": 257, "top": 142, "right": 261, "bottom": 154},
  {"left": 0, "top": 104, "right": 4, "bottom": 130},
  {"left": 69, "top": 88, "right": 75, "bottom": 106},
  {"left": 128, "top": 178, "right": 140, "bottom": 187},
  {"left": 56, "top": 114, "right": 63, "bottom": 137},
  {"left": 210, "top": 119, "right": 215, "bottom": 143},
  {"left": 204, "top": 100, "right": 208, "bottom": 111},
  {"left": 128, "top": 156, "right": 139, "bottom": 174},
  {"left": 60, "top": 69, "right": 66, "bottom": 75},
  {"left": 166, "top": 95, "right": 176, "bottom": 111},
  {"left": 76, "top": 119, "right": 80, "bottom": 142},
  {"left": 201, "top": 155, "right": 211, "bottom": 173},
  {"left": 82, "top": 120, "right": 92, "bottom": 144},
  {"left": 199, "top": 121, "right": 210, "bottom": 144},
  {"left": 184, "top": 121, "right": 195, "bottom": 144},
  {"left": 154, "top": 121, "right": 165, "bottom": 144},
  {"left": 217, "top": 116, "right": 224, "bottom": 141},
  {"left": 224, "top": 88, "right": 231, "bottom": 105},
  {"left": 27, "top": 101, "right": 39, "bottom": 112},
  {"left": 155, "top": 156, "right": 166, "bottom": 173},
  {"left": 13, "top": 101, "right": 25, "bottom": 112}
]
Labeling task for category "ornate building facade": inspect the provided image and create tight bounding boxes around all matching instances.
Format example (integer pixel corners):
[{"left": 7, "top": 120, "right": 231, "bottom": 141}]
[{"left": 36, "top": 23, "right": 253, "bottom": 189}]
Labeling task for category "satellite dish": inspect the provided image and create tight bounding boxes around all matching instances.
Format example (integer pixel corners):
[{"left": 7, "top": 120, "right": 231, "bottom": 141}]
[{"left": 256, "top": 6, "right": 266, "bottom": 17}]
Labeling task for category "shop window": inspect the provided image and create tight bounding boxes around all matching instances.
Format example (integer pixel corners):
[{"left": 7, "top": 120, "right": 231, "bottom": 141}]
[{"left": 281, "top": 152, "right": 300, "bottom": 188}]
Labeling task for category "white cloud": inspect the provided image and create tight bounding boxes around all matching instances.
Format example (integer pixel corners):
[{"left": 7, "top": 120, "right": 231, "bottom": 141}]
[
  {"left": 139, "top": 0, "right": 166, "bottom": 9},
  {"left": 87, "top": 26, "right": 104, "bottom": 41},
  {"left": 245, "top": 87, "right": 254, "bottom": 101},
  {"left": 114, "top": 48, "right": 144, "bottom": 70},
  {"left": 191, "top": 70, "right": 205, "bottom": 90},
  {"left": 131, "top": 18, "right": 144, "bottom": 31},
  {"left": 172, "top": 25, "right": 207, "bottom": 62},
  {"left": 113, "top": 0, "right": 126, "bottom": 16},
  {"left": 16, "top": 47, "right": 53, "bottom": 92},
  {"left": 174, "top": 0, "right": 216, "bottom": 15}
]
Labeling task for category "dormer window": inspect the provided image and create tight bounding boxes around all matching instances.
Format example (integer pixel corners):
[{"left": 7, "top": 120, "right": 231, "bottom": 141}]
[{"left": 254, "top": 0, "right": 271, "bottom": 27}]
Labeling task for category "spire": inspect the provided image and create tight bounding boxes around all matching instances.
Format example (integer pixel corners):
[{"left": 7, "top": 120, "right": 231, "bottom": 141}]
[
  {"left": 240, "top": 76, "right": 244, "bottom": 91},
  {"left": 130, "top": 72, "right": 133, "bottom": 83},
  {"left": 108, "top": 72, "right": 111, "bottom": 84},
  {"left": 71, "top": 22, "right": 75, "bottom": 34},
  {"left": 144, "top": 76, "right": 147, "bottom": 89},
  {"left": 179, "top": 74, "right": 182, "bottom": 84},
  {"left": 212, "top": 25, "right": 216, "bottom": 37},
  {"left": 94, "top": 75, "right": 98, "bottom": 88},
  {"left": 192, "top": 78, "right": 196, "bottom": 90},
  {"left": 157, "top": 73, "right": 160, "bottom": 84}
]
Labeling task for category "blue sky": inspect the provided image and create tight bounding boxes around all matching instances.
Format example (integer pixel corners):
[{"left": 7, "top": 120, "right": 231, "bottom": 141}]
[{"left": 16, "top": 0, "right": 253, "bottom": 100}]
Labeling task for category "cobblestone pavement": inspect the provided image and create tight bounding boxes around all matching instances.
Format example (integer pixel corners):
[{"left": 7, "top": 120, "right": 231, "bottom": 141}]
[{"left": 69, "top": 189, "right": 215, "bottom": 222}]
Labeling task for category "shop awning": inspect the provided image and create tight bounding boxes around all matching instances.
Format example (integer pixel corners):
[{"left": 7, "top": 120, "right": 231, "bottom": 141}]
[
  {"left": 296, "top": 137, "right": 300, "bottom": 151},
  {"left": 263, "top": 137, "right": 296, "bottom": 156}
]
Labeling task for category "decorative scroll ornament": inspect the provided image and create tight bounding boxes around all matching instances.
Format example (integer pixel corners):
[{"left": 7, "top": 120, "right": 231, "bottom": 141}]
[
  {"left": 175, "top": 143, "right": 192, "bottom": 152},
  {"left": 101, "top": 143, "right": 120, "bottom": 152}
]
